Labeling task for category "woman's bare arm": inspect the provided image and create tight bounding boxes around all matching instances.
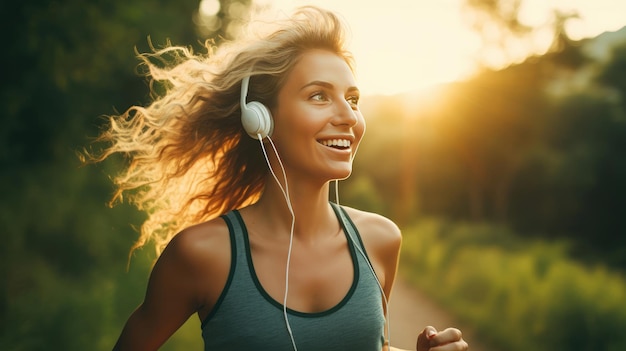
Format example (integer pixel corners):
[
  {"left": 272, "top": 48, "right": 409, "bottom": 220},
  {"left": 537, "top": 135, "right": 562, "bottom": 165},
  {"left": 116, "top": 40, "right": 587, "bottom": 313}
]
[{"left": 113, "top": 220, "right": 231, "bottom": 351}]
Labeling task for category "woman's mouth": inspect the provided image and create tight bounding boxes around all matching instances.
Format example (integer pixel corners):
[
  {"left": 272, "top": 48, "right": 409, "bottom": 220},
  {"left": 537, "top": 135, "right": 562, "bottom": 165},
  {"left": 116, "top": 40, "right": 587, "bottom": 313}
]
[{"left": 318, "top": 139, "right": 351, "bottom": 150}]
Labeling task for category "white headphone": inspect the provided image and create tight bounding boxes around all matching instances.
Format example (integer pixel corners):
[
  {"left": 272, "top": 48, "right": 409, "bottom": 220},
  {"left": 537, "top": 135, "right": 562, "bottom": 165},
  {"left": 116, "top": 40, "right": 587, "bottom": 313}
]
[{"left": 240, "top": 75, "right": 274, "bottom": 139}]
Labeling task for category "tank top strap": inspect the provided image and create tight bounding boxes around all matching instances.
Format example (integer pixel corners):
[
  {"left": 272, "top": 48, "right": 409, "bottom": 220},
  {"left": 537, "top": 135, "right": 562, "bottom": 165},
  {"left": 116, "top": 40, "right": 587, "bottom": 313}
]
[
  {"left": 220, "top": 209, "right": 249, "bottom": 280},
  {"left": 221, "top": 210, "right": 249, "bottom": 279},
  {"left": 222, "top": 210, "right": 246, "bottom": 256},
  {"left": 329, "top": 202, "right": 371, "bottom": 260},
  {"left": 200, "top": 210, "right": 245, "bottom": 328}
]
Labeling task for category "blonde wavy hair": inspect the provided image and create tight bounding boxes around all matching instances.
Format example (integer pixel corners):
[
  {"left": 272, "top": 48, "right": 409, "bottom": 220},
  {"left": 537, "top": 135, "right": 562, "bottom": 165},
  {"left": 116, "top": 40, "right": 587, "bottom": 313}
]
[{"left": 84, "top": 6, "right": 355, "bottom": 255}]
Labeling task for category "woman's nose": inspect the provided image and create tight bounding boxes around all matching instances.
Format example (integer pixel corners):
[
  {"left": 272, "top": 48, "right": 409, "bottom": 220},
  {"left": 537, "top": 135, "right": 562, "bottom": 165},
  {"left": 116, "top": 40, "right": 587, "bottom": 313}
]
[{"left": 332, "top": 99, "right": 358, "bottom": 127}]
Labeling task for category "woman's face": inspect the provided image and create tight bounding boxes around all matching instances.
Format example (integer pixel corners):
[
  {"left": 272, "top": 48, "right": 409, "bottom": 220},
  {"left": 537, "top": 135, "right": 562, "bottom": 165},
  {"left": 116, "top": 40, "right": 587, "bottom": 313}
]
[{"left": 271, "top": 49, "right": 365, "bottom": 183}]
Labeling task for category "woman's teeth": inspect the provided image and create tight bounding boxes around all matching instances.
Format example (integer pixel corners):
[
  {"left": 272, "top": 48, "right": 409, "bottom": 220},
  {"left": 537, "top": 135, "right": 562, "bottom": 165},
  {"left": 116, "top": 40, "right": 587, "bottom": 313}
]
[{"left": 320, "top": 139, "right": 351, "bottom": 149}]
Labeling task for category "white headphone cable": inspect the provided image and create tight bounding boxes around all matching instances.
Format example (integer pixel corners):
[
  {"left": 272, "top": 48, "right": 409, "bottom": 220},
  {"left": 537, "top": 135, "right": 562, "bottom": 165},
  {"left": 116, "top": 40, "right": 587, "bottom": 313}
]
[
  {"left": 257, "top": 133, "right": 298, "bottom": 351},
  {"left": 257, "top": 133, "right": 386, "bottom": 350}
]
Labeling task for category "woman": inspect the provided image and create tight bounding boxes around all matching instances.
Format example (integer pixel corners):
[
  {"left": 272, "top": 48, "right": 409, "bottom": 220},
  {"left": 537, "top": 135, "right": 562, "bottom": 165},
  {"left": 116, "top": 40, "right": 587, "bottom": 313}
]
[{"left": 92, "top": 6, "right": 468, "bottom": 351}]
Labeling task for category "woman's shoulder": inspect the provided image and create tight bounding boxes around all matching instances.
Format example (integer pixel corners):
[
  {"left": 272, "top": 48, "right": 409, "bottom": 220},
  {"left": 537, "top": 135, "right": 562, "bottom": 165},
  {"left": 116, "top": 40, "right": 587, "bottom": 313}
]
[
  {"left": 145, "top": 215, "right": 234, "bottom": 318},
  {"left": 340, "top": 205, "right": 402, "bottom": 247},
  {"left": 341, "top": 206, "right": 401, "bottom": 236},
  {"left": 158, "top": 215, "right": 232, "bottom": 275}
]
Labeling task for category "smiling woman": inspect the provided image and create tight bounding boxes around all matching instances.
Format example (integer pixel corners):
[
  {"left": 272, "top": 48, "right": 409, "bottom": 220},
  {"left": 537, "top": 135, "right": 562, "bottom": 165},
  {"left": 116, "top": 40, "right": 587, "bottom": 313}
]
[{"left": 84, "top": 5, "right": 467, "bottom": 351}]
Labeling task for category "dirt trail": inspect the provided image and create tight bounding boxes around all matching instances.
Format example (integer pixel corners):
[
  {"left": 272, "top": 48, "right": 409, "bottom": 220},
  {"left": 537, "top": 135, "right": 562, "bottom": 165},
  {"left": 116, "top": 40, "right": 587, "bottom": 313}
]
[{"left": 388, "top": 277, "right": 494, "bottom": 351}]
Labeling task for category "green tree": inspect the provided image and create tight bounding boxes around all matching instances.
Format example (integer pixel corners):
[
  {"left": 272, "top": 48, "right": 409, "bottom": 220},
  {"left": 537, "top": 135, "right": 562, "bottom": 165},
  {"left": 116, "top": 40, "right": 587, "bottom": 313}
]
[{"left": 1, "top": 0, "right": 253, "bottom": 349}]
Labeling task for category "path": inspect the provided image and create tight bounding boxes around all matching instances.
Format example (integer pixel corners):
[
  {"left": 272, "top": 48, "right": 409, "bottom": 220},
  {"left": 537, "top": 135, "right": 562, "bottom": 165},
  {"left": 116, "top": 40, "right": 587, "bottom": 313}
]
[{"left": 388, "top": 276, "right": 493, "bottom": 351}]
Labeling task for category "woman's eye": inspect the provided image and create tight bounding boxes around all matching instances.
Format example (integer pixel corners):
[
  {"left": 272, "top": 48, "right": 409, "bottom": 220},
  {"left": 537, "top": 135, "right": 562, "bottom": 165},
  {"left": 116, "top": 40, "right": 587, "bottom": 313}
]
[
  {"left": 347, "top": 96, "right": 359, "bottom": 108},
  {"left": 310, "top": 92, "right": 327, "bottom": 102}
]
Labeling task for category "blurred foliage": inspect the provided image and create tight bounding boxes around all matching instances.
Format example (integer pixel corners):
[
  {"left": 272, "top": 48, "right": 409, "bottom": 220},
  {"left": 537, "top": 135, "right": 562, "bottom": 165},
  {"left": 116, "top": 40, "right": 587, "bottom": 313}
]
[
  {"left": 1, "top": 0, "right": 625, "bottom": 350},
  {"left": 1, "top": 0, "right": 250, "bottom": 349},
  {"left": 343, "top": 33, "right": 626, "bottom": 268},
  {"left": 461, "top": 0, "right": 584, "bottom": 69},
  {"left": 401, "top": 220, "right": 626, "bottom": 351},
  {"left": 195, "top": 0, "right": 253, "bottom": 44}
]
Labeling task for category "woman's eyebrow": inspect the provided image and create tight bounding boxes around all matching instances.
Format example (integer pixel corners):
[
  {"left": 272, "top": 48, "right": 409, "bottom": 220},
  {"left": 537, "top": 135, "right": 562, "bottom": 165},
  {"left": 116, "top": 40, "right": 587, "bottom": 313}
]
[
  {"left": 347, "top": 86, "right": 360, "bottom": 94},
  {"left": 300, "top": 80, "right": 360, "bottom": 93},
  {"left": 300, "top": 80, "right": 333, "bottom": 91}
]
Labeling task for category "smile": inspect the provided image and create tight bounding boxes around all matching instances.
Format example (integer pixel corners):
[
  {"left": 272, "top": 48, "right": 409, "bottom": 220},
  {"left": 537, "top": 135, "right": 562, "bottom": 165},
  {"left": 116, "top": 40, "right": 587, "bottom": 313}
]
[{"left": 318, "top": 139, "right": 351, "bottom": 150}]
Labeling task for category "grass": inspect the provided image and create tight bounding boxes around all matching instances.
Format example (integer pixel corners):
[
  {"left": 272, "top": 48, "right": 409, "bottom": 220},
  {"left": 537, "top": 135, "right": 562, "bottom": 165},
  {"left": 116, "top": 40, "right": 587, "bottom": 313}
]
[{"left": 400, "top": 219, "right": 626, "bottom": 351}]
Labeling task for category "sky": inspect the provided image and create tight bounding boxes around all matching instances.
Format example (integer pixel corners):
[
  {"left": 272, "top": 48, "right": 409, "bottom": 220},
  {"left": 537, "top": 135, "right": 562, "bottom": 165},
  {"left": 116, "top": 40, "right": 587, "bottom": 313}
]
[{"left": 214, "top": 0, "right": 626, "bottom": 96}]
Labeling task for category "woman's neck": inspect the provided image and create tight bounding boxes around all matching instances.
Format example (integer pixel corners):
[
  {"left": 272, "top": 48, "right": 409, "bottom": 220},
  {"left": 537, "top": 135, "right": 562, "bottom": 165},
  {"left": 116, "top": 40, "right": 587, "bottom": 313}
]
[{"left": 248, "top": 178, "right": 338, "bottom": 242}]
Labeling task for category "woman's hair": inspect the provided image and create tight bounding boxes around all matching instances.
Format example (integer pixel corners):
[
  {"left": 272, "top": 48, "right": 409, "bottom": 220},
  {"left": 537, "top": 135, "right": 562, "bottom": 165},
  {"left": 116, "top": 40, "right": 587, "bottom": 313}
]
[{"left": 84, "top": 6, "right": 355, "bottom": 255}]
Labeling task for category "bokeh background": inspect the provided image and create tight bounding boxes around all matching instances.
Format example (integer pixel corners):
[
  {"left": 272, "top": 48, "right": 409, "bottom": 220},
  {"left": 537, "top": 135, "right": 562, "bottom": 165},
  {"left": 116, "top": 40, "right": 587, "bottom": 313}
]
[{"left": 2, "top": 0, "right": 625, "bottom": 350}]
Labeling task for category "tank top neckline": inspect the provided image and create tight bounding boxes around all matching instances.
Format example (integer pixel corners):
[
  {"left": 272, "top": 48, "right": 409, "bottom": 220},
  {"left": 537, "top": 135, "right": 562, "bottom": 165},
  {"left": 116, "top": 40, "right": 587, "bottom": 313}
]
[{"left": 231, "top": 207, "right": 360, "bottom": 318}]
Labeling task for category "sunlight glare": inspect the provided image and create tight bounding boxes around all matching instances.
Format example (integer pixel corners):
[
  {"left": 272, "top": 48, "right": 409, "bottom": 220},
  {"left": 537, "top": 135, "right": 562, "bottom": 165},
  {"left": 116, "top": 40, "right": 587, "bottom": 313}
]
[
  {"left": 518, "top": 0, "right": 551, "bottom": 28},
  {"left": 259, "top": 0, "right": 483, "bottom": 95},
  {"left": 199, "top": 0, "right": 220, "bottom": 17},
  {"left": 245, "top": 0, "right": 625, "bottom": 96}
]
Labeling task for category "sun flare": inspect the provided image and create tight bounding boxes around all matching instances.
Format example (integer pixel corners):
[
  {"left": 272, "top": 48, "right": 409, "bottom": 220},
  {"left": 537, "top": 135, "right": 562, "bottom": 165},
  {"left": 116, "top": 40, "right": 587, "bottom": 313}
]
[{"left": 252, "top": 0, "right": 625, "bottom": 96}]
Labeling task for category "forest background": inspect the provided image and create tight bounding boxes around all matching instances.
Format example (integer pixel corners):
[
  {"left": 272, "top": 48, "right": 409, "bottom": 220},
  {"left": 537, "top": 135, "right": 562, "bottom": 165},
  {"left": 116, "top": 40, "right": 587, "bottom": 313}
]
[{"left": 2, "top": 0, "right": 625, "bottom": 350}]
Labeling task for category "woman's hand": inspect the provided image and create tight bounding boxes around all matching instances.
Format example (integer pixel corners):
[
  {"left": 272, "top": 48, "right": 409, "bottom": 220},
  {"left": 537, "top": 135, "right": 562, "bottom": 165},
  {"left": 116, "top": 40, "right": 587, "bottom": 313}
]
[{"left": 416, "top": 326, "right": 468, "bottom": 351}]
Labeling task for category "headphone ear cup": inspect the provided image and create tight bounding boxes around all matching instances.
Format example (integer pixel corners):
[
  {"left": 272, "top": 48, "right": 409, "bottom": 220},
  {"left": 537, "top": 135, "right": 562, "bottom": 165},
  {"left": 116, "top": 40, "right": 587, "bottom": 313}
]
[{"left": 242, "top": 101, "right": 274, "bottom": 139}]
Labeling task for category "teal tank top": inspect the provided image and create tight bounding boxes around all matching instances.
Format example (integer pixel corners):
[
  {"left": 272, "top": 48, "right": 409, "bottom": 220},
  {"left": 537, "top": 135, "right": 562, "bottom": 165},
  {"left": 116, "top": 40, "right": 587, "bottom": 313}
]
[{"left": 201, "top": 203, "right": 385, "bottom": 350}]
